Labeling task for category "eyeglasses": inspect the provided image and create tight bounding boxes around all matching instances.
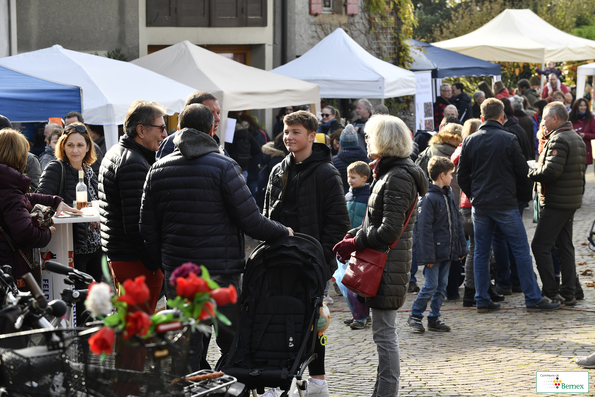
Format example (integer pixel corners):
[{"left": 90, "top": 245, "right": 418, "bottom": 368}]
[
  {"left": 145, "top": 124, "right": 167, "bottom": 132},
  {"left": 321, "top": 113, "right": 332, "bottom": 118},
  {"left": 64, "top": 124, "right": 87, "bottom": 133}
]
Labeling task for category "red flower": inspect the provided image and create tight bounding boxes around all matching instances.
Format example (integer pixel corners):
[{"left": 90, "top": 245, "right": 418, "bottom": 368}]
[
  {"left": 117, "top": 276, "right": 150, "bottom": 305},
  {"left": 88, "top": 326, "right": 115, "bottom": 355},
  {"left": 211, "top": 285, "right": 237, "bottom": 307},
  {"left": 122, "top": 311, "right": 152, "bottom": 340},
  {"left": 175, "top": 272, "right": 210, "bottom": 299},
  {"left": 199, "top": 301, "right": 216, "bottom": 320}
]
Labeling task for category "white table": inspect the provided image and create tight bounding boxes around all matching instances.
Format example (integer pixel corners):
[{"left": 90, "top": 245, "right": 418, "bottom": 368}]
[{"left": 40, "top": 201, "right": 100, "bottom": 326}]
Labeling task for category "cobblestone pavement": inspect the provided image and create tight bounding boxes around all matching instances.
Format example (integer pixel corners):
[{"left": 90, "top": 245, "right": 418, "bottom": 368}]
[{"left": 212, "top": 172, "right": 595, "bottom": 397}]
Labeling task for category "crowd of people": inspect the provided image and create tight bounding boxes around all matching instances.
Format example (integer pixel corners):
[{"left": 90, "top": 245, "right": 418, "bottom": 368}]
[{"left": 0, "top": 74, "right": 594, "bottom": 396}]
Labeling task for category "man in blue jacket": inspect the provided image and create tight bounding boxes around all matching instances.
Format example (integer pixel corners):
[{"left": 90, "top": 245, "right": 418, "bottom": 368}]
[
  {"left": 140, "top": 104, "right": 292, "bottom": 368},
  {"left": 457, "top": 98, "right": 560, "bottom": 313}
]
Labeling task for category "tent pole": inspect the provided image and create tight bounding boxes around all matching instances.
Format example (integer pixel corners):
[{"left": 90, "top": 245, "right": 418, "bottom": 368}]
[
  {"left": 540, "top": 62, "right": 545, "bottom": 91},
  {"left": 381, "top": 98, "right": 385, "bottom": 105}
]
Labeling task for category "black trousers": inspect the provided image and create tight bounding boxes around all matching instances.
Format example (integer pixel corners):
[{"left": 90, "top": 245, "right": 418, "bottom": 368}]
[{"left": 531, "top": 207, "right": 577, "bottom": 299}]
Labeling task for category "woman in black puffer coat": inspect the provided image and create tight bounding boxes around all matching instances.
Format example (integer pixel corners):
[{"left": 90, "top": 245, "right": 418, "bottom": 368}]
[
  {"left": 38, "top": 123, "right": 103, "bottom": 281},
  {"left": 334, "top": 115, "right": 428, "bottom": 397}
]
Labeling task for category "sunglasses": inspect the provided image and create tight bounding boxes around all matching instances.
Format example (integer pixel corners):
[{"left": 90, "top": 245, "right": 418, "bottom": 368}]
[
  {"left": 145, "top": 124, "right": 167, "bottom": 132},
  {"left": 64, "top": 124, "right": 87, "bottom": 133},
  {"left": 321, "top": 113, "right": 332, "bottom": 117}
]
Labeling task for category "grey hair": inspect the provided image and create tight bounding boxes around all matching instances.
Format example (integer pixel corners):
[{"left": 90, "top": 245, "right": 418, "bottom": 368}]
[
  {"left": 510, "top": 95, "right": 524, "bottom": 111},
  {"left": 365, "top": 115, "right": 412, "bottom": 158},
  {"left": 440, "top": 83, "right": 451, "bottom": 92},
  {"left": 445, "top": 104, "right": 458, "bottom": 115},
  {"left": 357, "top": 99, "right": 373, "bottom": 114},
  {"left": 472, "top": 90, "right": 485, "bottom": 102},
  {"left": 544, "top": 102, "right": 569, "bottom": 122}
]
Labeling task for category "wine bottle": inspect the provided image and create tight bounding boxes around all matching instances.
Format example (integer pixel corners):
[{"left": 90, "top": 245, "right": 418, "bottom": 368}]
[{"left": 76, "top": 170, "right": 87, "bottom": 209}]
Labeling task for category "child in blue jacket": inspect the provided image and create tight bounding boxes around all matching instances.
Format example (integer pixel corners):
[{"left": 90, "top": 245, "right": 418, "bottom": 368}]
[
  {"left": 335, "top": 161, "right": 371, "bottom": 330},
  {"left": 407, "top": 156, "right": 467, "bottom": 333}
]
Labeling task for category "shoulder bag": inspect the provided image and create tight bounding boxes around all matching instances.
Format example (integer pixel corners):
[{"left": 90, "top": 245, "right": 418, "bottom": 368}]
[{"left": 342, "top": 198, "right": 417, "bottom": 298}]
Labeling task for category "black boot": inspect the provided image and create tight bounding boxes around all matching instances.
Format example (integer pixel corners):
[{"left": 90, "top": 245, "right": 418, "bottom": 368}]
[
  {"left": 463, "top": 286, "right": 476, "bottom": 307},
  {"left": 488, "top": 283, "right": 505, "bottom": 302},
  {"left": 575, "top": 275, "right": 584, "bottom": 300}
]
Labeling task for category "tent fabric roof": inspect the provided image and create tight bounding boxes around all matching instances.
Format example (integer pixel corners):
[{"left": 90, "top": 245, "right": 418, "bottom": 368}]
[
  {"left": 408, "top": 39, "right": 501, "bottom": 78},
  {"left": 131, "top": 41, "right": 320, "bottom": 112},
  {"left": 432, "top": 9, "right": 595, "bottom": 63},
  {"left": 576, "top": 62, "right": 595, "bottom": 99},
  {"left": 271, "top": 28, "right": 416, "bottom": 99},
  {"left": 0, "top": 45, "right": 197, "bottom": 149},
  {"left": 0, "top": 65, "right": 81, "bottom": 123}
]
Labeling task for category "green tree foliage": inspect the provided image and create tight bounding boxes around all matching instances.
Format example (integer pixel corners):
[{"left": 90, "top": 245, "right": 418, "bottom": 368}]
[
  {"left": 574, "top": 18, "right": 595, "bottom": 40},
  {"left": 415, "top": 0, "right": 595, "bottom": 43}
]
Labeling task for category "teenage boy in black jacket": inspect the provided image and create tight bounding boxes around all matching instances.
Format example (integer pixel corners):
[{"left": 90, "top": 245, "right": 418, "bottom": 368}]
[{"left": 263, "top": 110, "right": 350, "bottom": 397}]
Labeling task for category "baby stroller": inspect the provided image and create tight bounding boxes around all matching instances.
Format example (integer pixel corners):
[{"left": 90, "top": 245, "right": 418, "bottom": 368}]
[{"left": 220, "top": 233, "right": 326, "bottom": 397}]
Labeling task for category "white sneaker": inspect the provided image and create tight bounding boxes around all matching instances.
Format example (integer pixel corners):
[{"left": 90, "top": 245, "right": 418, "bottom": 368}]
[
  {"left": 294, "top": 378, "right": 329, "bottom": 397},
  {"left": 576, "top": 352, "right": 595, "bottom": 368}
]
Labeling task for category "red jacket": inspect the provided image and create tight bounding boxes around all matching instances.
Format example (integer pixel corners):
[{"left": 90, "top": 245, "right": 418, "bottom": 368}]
[
  {"left": 572, "top": 116, "right": 595, "bottom": 165},
  {"left": 451, "top": 144, "right": 471, "bottom": 209}
]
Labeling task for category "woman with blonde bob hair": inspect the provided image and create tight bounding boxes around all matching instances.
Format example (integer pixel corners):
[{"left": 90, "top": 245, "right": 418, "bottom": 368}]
[
  {"left": 0, "top": 128, "right": 75, "bottom": 281},
  {"left": 333, "top": 115, "right": 428, "bottom": 396},
  {"left": 38, "top": 122, "right": 103, "bottom": 281}
]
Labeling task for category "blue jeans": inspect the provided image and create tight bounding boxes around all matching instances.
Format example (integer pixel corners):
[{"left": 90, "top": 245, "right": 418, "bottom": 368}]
[
  {"left": 411, "top": 260, "right": 451, "bottom": 318},
  {"left": 472, "top": 207, "right": 542, "bottom": 307},
  {"left": 492, "top": 200, "right": 527, "bottom": 289},
  {"left": 371, "top": 308, "right": 400, "bottom": 397}
]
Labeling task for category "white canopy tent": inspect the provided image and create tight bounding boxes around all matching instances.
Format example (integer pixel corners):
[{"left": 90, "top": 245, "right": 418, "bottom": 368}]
[
  {"left": 271, "top": 28, "right": 416, "bottom": 98},
  {"left": 131, "top": 41, "right": 320, "bottom": 140},
  {"left": 432, "top": 9, "right": 595, "bottom": 63},
  {"left": 0, "top": 45, "right": 197, "bottom": 150},
  {"left": 576, "top": 62, "right": 595, "bottom": 100}
]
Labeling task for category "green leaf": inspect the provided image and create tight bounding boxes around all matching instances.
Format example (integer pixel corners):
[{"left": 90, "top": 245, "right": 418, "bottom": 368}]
[
  {"left": 104, "top": 314, "right": 121, "bottom": 327},
  {"left": 215, "top": 311, "right": 231, "bottom": 326}
]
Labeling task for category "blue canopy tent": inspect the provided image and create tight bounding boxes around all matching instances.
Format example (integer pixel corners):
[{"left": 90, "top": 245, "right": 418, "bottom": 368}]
[
  {"left": 408, "top": 39, "right": 501, "bottom": 78},
  {"left": 0, "top": 65, "right": 81, "bottom": 122}
]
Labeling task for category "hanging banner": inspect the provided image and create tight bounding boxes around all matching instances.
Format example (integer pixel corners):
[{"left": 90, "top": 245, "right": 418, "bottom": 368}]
[{"left": 415, "top": 71, "right": 434, "bottom": 132}]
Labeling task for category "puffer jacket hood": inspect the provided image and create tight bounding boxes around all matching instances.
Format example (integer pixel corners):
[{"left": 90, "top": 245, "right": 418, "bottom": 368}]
[{"left": 174, "top": 127, "right": 224, "bottom": 160}]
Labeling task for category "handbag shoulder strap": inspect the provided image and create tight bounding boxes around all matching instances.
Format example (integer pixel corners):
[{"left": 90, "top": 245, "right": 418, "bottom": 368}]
[{"left": 389, "top": 196, "right": 418, "bottom": 250}]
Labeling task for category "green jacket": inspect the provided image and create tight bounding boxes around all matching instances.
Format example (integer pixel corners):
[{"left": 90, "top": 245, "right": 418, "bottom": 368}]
[{"left": 528, "top": 121, "right": 586, "bottom": 210}]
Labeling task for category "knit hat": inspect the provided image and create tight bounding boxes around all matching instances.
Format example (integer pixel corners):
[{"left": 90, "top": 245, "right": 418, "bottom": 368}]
[{"left": 340, "top": 124, "right": 358, "bottom": 148}]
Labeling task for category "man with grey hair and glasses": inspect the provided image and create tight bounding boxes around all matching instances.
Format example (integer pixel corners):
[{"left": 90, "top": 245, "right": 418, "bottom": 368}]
[
  {"left": 353, "top": 98, "right": 373, "bottom": 151},
  {"left": 434, "top": 83, "right": 452, "bottom": 129}
]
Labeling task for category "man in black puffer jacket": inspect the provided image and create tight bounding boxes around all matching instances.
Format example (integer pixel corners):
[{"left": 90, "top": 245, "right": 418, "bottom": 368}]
[
  {"left": 99, "top": 100, "right": 168, "bottom": 313},
  {"left": 529, "top": 102, "right": 586, "bottom": 304},
  {"left": 140, "top": 104, "right": 290, "bottom": 363}
]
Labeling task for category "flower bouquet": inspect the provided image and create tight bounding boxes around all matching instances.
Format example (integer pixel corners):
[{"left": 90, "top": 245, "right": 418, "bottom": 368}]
[{"left": 86, "top": 262, "right": 237, "bottom": 357}]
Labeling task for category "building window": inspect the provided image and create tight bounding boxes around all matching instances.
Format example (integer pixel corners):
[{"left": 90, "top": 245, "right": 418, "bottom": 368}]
[
  {"left": 322, "top": 0, "right": 333, "bottom": 13},
  {"left": 147, "top": 0, "right": 267, "bottom": 27}
]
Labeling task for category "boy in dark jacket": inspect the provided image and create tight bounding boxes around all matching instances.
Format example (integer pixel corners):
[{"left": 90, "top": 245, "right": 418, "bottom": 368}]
[
  {"left": 407, "top": 157, "right": 467, "bottom": 333},
  {"left": 339, "top": 160, "right": 371, "bottom": 330},
  {"left": 263, "top": 110, "right": 350, "bottom": 397}
]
